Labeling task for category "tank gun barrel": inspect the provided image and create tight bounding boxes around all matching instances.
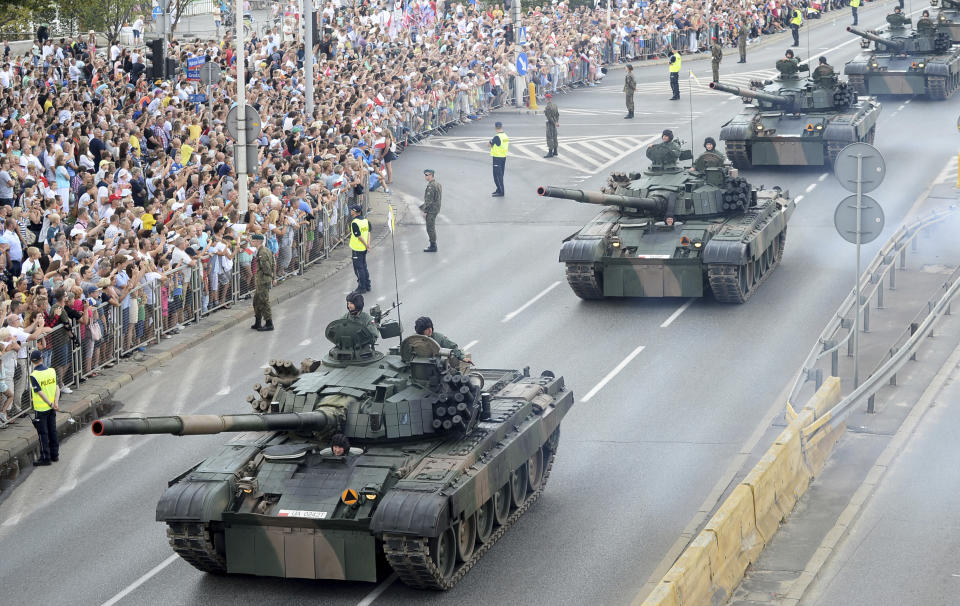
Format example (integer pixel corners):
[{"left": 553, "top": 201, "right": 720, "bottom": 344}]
[
  {"left": 91, "top": 411, "right": 340, "bottom": 436},
  {"left": 537, "top": 186, "right": 666, "bottom": 212},
  {"left": 847, "top": 26, "right": 905, "bottom": 50},
  {"left": 708, "top": 81, "right": 792, "bottom": 105}
]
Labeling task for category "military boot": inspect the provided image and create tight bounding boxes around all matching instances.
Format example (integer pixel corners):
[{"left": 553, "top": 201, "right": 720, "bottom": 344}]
[
  {"left": 423, "top": 243, "right": 437, "bottom": 252},
  {"left": 259, "top": 319, "right": 275, "bottom": 331},
  {"left": 250, "top": 315, "right": 262, "bottom": 330}
]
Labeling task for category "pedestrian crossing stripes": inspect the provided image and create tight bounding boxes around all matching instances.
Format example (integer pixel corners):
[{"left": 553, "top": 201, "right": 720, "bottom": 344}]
[
  {"left": 414, "top": 134, "right": 659, "bottom": 175},
  {"left": 596, "top": 68, "right": 778, "bottom": 96}
]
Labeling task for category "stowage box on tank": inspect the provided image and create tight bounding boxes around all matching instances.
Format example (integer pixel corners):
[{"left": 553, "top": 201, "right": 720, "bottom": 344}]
[
  {"left": 539, "top": 138, "right": 795, "bottom": 303},
  {"left": 92, "top": 316, "right": 574, "bottom": 591}
]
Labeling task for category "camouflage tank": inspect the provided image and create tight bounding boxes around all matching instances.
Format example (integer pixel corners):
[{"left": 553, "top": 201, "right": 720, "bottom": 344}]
[
  {"left": 930, "top": 0, "right": 960, "bottom": 43},
  {"left": 538, "top": 141, "right": 795, "bottom": 303},
  {"left": 710, "top": 55, "right": 881, "bottom": 168},
  {"left": 91, "top": 312, "right": 574, "bottom": 590},
  {"left": 844, "top": 12, "right": 960, "bottom": 99}
]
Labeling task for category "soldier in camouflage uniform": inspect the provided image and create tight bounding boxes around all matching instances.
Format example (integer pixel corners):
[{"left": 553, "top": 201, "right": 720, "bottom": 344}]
[
  {"left": 693, "top": 137, "right": 726, "bottom": 172},
  {"left": 415, "top": 316, "right": 466, "bottom": 361},
  {"left": 623, "top": 64, "right": 636, "bottom": 119},
  {"left": 251, "top": 233, "right": 276, "bottom": 331},
  {"left": 711, "top": 37, "right": 723, "bottom": 82},
  {"left": 543, "top": 93, "right": 559, "bottom": 157},
  {"left": 419, "top": 169, "right": 442, "bottom": 252},
  {"left": 738, "top": 19, "right": 748, "bottom": 63}
]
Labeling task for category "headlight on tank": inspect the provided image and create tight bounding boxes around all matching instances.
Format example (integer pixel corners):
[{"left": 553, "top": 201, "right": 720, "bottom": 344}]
[
  {"left": 692, "top": 239, "right": 703, "bottom": 249},
  {"left": 754, "top": 123, "right": 764, "bottom": 132},
  {"left": 815, "top": 124, "right": 824, "bottom": 131}
]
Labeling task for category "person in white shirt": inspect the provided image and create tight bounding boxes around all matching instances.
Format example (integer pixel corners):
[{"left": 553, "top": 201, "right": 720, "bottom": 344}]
[
  {"left": 0, "top": 328, "right": 19, "bottom": 425},
  {"left": 132, "top": 17, "right": 144, "bottom": 46}
]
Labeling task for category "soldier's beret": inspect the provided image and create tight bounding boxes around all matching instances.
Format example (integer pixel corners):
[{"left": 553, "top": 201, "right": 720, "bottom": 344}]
[{"left": 423, "top": 168, "right": 435, "bottom": 175}]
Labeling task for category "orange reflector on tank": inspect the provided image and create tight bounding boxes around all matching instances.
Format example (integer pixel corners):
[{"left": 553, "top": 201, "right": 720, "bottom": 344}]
[
  {"left": 680, "top": 236, "right": 690, "bottom": 247},
  {"left": 805, "top": 123, "right": 814, "bottom": 131},
  {"left": 911, "top": 62, "right": 918, "bottom": 68},
  {"left": 341, "top": 489, "right": 360, "bottom": 505}
]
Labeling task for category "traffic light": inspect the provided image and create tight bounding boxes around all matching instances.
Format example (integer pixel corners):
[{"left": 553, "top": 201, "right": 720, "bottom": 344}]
[{"left": 146, "top": 38, "right": 164, "bottom": 80}]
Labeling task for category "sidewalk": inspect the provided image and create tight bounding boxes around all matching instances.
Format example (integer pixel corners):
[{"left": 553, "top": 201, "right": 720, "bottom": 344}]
[{"left": 0, "top": 190, "right": 395, "bottom": 491}]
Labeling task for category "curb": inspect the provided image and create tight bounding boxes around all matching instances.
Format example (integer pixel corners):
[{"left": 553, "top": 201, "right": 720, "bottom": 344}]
[{"left": 0, "top": 190, "right": 401, "bottom": 490}]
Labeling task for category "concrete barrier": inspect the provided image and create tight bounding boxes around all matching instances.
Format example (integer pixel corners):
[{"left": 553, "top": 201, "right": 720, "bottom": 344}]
[{"left": 641, "top": 377, "right": 845, "bottom": 606}]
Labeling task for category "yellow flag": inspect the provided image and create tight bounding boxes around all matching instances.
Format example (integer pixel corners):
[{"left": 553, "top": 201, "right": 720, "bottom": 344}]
[
  {"left": 689, "top": 70, "right": 702, "bottom": 86},
  {"left": 387, "top": 205, "right": 396, "bottom": 233}
]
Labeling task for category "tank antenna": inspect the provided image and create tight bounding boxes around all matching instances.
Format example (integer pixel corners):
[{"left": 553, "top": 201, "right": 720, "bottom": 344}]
[
  {"left": 687, "top": 69, "right": 697, "bottom": 151},
  {"left": 387, "top": 203, "right": 403, "bottom": 339}
]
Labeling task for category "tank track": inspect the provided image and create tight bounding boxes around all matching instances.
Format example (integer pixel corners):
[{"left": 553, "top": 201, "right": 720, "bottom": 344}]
[
  {"left": 707, "top": 231, "right": 786, "bottom": 304},
  {"left": 382, "top": 449, "right": 557, "bottom": 590},
  {"left": 724, "top": 140, "right": 752, "bottom": 169},
  {"left": 847, "top": 74, "right": 866, "bottom": 95},
  {"left": 564, "top": 263, "right": 603, "bottom": 299},
  {"left": 166, "top": 521, "right": 227, "bottom": 574},
  {"left": 926, "top": 75, "right": 958, "bottom": 101},
  {"left": 826, "top": 140, "right": 848, "bottom": 167}
]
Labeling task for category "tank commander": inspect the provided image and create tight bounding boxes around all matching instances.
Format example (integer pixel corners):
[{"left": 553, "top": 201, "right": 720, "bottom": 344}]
[
  {"left": 776, "top": 49, "right": 809, "bottom": 76},
  {"left": 811, "top": 56, "right": 835, "bottom": 85},
  {"left": 343, "top": 292, "right": 375, "bottom": 328},
  {"left": 415, "top": 316, "right": 468, "bottom": 362},
  {"left": 916, "top": 10, "right": 935, "bottom": 32},
  {"left": 887, "top": 6, "right": 910, "bottom": 29},
  {"left": 693, "top": 137, "right": 726, "bottom": 172},
  {"left": 331, "top": 433, "right": 351, "bottom": 456},
  {"left": 647, "top": 129, "right": 682, "bottom": 166}
]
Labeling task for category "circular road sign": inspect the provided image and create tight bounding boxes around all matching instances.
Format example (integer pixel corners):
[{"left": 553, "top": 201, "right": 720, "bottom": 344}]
[
  {"left": 226, "top": 105, "right": 262, "bottom": 141},
  {"left": 834, "top": 194, "right": 885, "bottom": 245},
  {"left": 833, "top": 142, "right": 885, "bottom": 194},
  {"left": 199, "top": 62, "right": 221, "bottom": 85}
]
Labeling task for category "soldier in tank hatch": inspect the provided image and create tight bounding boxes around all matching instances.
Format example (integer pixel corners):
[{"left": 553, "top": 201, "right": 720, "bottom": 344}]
[
  {"left": 693, "top": 137, "right": 725, "bottom": 172},
  {"left": 414, "top": 316, "right": 466, "bottom": 361}
]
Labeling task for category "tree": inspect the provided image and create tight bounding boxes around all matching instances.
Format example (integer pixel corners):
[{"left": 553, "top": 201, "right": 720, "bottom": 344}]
[
  {"left": 60, "top": 0, "right": 139, "bottom": 45},
  {"left": 0, "top": 0, "right": 53, "bottom": 40}
]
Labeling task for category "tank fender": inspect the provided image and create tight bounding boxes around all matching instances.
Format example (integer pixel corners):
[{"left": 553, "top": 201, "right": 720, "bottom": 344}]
[
  {"left": 559, "top": 237, "right": 606, "bottom": 263},
  {"left": 156, "top": 480, "right": 233, "bottom": 523},
  {"left": 719, "top": 122, "right": 751, "bottom": 140},
  {"left": 369, "top": 490, "right": 450, "bottom": 538},
  {"left": 844, "top": 61, "right": 868, "bottom": 75},
  {"left": 822, "top": 122, "right": 857, "bottom": 142},
  {"left": 702, "top": 239, "right": 748, "bottom": 265},
  {"left": 925, "top": 63, "right": 951, "bottom": 77}
]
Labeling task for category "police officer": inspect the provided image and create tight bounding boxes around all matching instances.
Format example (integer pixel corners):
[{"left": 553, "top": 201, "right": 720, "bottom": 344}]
[
  {"left": 850, "top": 0, "right": 860, "bottom": 26},
  {"left": 349, "top": 204, "right": 371, "bottom": 292},
  {"left": 711, "top": 37, "right": 722, "bottom": 82},
  {"left": 693, "top": 137, "right": 726, "bottom": 172},
  {"left": 790, "top": 8, "right": 803, "bottom": 47},
  {"left": 420, "top": 169, "right": 442, "bottom": 252},
  {"left": 415, "top": 316, "right": 466, "bottom": 360},
  {"left": 489, "top": 122, "right": 508, "bottom": 197},
  {"left": 737, "top": 18, "right": 748, "bottom": 63},
  {"left": 251, "top": 233, "right": 275, "bottom": 331},
  {"left": 669, "top": 50, "right": 682, "bottom": 100},
  {"left": 543, "top": 93, "right": 559, "bottom": 157},
  {"left": 623, "top": 63, "right": 636, "bottom": 118},
  {"left": 29, "top": 349, "right": 59, "bottom": 466}
]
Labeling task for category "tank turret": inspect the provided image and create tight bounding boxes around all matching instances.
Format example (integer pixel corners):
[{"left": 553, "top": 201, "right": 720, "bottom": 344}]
[{"left": 848, "top": 26, "right": 907, "bottom": 51}]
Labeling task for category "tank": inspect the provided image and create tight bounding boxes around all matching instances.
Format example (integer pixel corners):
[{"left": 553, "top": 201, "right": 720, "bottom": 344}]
[
  {"left": 844, "top": 14, "right": 960, "bottom": 99},
  {"left": 710, "top": 55, "right": 881, "bottom": 168},
  {"left": 930, "top": 0, "right": 960, "bottom": 43},
  {"left": 91, "top": 313, "right": 574, "bottom": 590},
  {"left": 538, "top": 141, "right": 795, "bottom": 303}
]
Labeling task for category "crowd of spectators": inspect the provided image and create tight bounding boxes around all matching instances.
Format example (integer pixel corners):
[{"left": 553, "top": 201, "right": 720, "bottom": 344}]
[{"left": 0, "top": 0, "right": 830, "bottom": 424}]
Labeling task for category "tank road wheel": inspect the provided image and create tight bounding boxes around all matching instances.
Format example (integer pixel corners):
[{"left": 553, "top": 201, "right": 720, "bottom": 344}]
[
  {"left": 493, "top": 483, "right": 511, "bottom": 526},
  {"left": 724, "top": 140, "right": 752, "bottom": 169},
  {"left": 475, "top": 499, "right": 495, "bottom": 544},
  {"left": 510, "top": 464, "right": 530, "bottom": 508},
  {"left": 428, "top": 527, "right": 457, "bottom": 580},
  {"left": 565, "top": 263, "right": 604, "bottom": 300},
  {"left": 165, "top": 521, "right": 227, "bottom": 574},
  {"left": 455, "top": 514, "right": 477, "bottom": 562},
  {"left": 527, "top": 447, "right": 545, "bottom": 491}
]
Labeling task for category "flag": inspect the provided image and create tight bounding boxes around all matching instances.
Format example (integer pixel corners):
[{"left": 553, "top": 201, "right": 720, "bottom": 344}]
[
  {"left": 689, "top": 70, "right": 702, "bottom": 86},
  {"left": 388, "top": 205, "right": 396, "bottom": 233}
]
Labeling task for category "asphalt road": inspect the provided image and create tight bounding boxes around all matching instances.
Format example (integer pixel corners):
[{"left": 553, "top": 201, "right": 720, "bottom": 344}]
[{"left": 2, "top": 3, "right": 958, "bottom": 605}]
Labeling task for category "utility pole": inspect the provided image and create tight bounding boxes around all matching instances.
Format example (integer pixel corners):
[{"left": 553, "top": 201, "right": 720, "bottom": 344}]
[
  {"left": 514, "top": 0, "right": 522, "bottom": 107},
  {"left": 304, "top": 0, "right": 314, "bottom": 119},
  {"left": 236, "top": 0, "right": 249, "bottom": 213}
]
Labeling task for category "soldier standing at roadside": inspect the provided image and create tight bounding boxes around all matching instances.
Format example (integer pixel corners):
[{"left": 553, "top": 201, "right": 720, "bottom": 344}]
[
  {"left": 738, "top": 18, "right": 748, "bottom": 63},
  {"left": 711, "top": 37, "right": 722, "bottom": 82},
  {"left": 543, "top": 93, "right": 559, "bottom": 157},
  {"left": 623, "top": 64, "right": 636, "bottom": 119},
  {"left": 251, "top": 233, "right": 275, "bottom": 331},
  {"left": 420, "top": 169, "right": 442, "bottom": 252}
]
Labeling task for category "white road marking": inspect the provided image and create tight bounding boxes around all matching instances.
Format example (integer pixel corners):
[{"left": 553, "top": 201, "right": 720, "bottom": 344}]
[
  {"left": 408, "top": 277, "right": 417, "bottom": 283},
  {"left": 818, "top": 173, "right": 828, "bottom": 182},
  {"left": 904, "top": 99, "right": 912, "bottom": 104},
  {"left": 795, "top": 195, "right": 804, "bottom": 204},
  {"left": 377, "top": 295, "right": 386, "bottom": 301},
  {"left": 502, "top": 281, "right": 563, "bottom": 322},
  {"left": 101, "top": 554, "right": 179, "bottom": 606},
  {"left": 356, "top": 573, "right": 398, "bottom": 606},
  {"left": 805, "top": 183, "right": 817, "bottom": 193},
  {"left": 592, "top": 135, "right": 661, "bottom": 174},
  {"left": 660, "top": 298, "right": 695, "bottom": 328},
  {"left": 463, "top": 340, "right": 479, "bottom": 351},
  {"left": 216, "top": 386, "right": 231, "bottom": 396},
  {"left": 298, "top": 339, "right": 312, "bottom": 347},
  {"left": 897, "top": 104, "right": 906, "bottom": 110},
  {"left": 582, "top": 345, "right": 646, "bottom": 402},
  {"left": 438, "top": 214, "right": 453, "bottom": 224}
]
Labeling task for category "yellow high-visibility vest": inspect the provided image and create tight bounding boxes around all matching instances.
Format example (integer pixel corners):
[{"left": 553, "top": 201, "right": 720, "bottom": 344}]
[
  {"left": 490, "top": 132, "right": 509, "bottom": 158},
  {"left": 790, "top": 10, "right": 803, "bottom": 26},
  {"left": 669, "top": 52, "right": 682, "bottom": 73},
  {"left": 31, "top": 367, "right": 57, "bottom": 412},
  {"left": 850, "top": 0, "right": 860, "bottom": 7},
  {"left": 349, "top": 218, "right": 370, "bottom": 251}
]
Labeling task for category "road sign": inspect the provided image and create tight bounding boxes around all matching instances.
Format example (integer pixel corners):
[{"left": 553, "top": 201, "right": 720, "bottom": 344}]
[
  {"left": 186, "top": 56, "right": 205, "bottom": 81},
  {"left": 188, "top": 93, "right": 207, "bottom": 104},
  {"left": 233, "top": 143, "right": 260, "bottom": 174},
  {"left": 834, "top": 194, "right": 885, "bottom": 245},
  {"left": 516, "top": 52, "right": 528, "bottom": 76},
  {"left": 152, "top": 6, "right": 163, "bottom": 18},
  {"left": 199, "top": 62, "right": 221, "bottom": 85},
  {"left": 834, "top": 142, "right": 885, "bottom": 194},
  {"left": 517, "top": 26, "right": 527, "bottom": 45},
  {"left": 226, "top": 104, "right": 263, "bottom": 140}
]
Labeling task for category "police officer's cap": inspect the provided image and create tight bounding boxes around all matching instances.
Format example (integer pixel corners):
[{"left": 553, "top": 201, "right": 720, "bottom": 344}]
[
  {"left": 30, "top": 350, "right": 42, "bottom": 362},
  {"left": 346, "top": 292, "right": 364, "bottom": 310},
  {"left": 704, "top": 136, "right": 716, "bottom": 148},
  {"left": 662, "top": 129, "right": 674, "bottom": 141},
  {"left": 423, "top": 168, "right": 435, "bottom": 175},
  {"left": 349, "top": 204, "right": 362, "bottom": 214},
  {"left": 415, "top": 316, "right": 433, "bottom": 334},
  {"left": 494, "top": 121, "right": 503, "bottom": 128}
]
